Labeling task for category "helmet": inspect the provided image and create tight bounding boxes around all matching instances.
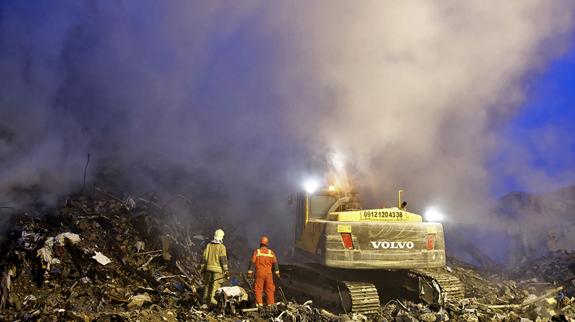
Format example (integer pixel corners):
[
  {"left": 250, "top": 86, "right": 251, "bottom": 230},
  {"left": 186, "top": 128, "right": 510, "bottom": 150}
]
[
  {"left": 260, "top": 236, "right": 269, "bottom": 246},
  {"left": 214, "top": 229, "right": 225, "bottom": 241}
]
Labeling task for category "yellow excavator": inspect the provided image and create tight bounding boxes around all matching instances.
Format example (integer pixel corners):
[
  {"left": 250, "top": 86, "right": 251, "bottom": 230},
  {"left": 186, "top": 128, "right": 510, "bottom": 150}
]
[{"left": 280, "top": 186, "right": 464, "bottom": 314}]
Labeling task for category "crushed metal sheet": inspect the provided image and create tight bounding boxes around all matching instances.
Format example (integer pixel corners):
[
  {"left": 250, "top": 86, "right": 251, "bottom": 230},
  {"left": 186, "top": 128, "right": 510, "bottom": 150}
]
[
  {"left": 54, "top": 232, "right": 81, "bottom": 245},
  {"left": 92, "top": 251, "right": 112, "bottom": 265}
]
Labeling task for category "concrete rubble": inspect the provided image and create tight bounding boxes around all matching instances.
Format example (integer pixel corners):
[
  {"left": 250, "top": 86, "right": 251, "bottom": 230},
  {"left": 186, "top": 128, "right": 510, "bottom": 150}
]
[{"left": 0, "top": 188, "right": 573, "bottom": 321}]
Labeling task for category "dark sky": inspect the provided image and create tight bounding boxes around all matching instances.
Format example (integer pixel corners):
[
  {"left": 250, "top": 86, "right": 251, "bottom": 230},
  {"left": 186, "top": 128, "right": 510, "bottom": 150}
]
[
  {"left": 1, "top": 1, "right": 575, "bottom": 249},
  {"left": 494, "top": 47, "right": 575, "bottom": 196}
]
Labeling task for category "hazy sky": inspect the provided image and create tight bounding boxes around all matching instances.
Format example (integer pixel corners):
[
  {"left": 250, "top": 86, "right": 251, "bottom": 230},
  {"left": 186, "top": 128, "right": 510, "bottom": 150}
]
[
  {"left": 495, "top": 48, "right": 575, "bottom": 196},
  {"left": 1, "top": 1, "right": 575, "bottom": 248}
]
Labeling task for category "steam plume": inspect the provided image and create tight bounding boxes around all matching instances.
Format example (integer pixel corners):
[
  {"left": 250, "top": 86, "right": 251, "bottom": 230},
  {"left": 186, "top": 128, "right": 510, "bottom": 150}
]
[{"left": 1, "top": 1, "right": 574, "bottom": 250}]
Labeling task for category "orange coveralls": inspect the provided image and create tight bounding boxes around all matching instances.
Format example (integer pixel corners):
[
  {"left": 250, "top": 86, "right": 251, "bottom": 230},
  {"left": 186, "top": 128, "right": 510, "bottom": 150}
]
[{"left": 247, "top": 246, "right": 279, "bottom": 305}]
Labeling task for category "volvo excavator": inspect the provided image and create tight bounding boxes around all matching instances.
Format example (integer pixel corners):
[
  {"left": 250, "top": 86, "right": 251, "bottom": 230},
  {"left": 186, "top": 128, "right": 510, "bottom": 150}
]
[{"left": 280, "top": 186, "right": 464, "bottom": 314}]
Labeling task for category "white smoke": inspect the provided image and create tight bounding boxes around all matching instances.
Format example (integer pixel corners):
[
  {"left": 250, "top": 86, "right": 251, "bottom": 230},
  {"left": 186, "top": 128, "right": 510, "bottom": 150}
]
[
  {"left": 1, "top": 1, "right": 574, "bottom": 251},
  {"left": 277, "top": 1, "right": 575, "bottom": 220}
]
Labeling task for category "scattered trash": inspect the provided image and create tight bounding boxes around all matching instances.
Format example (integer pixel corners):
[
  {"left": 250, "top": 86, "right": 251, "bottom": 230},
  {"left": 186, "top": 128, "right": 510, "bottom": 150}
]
[
  {"left": 54, "top": 232, "right": 81, "bottom": 245},
  {"left": 127, "top": 293, "right": 152, "bottom": 308},
  {"left": 92, "top": 251, "right": 112, "bottom": 265},
  {"left": 135, "top": 241, "right": 146, "bottom": 252},
  {"left": 216, "top": 285, "right": 249, "bottom": 315},
  {"left": 0, "top": 189, "right": 251, "bottom": 321},
  {"left": 124, "top": 196, "right": 136, "bottom": 211}
]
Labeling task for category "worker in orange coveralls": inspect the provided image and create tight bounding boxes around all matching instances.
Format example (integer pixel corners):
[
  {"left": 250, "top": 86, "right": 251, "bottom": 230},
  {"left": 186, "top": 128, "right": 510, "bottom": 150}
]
[{"left": 247, "top": 236, "right": 280, "bottom": 306}]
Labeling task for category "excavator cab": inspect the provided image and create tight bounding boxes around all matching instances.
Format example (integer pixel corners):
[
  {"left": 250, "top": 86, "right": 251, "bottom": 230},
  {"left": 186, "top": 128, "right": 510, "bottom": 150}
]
[
  {"left": 294, "top": 189, "right": 361, "bottom": 239},
  {"left": 294, "top": 190, "right": 336, "bottom": 239}
]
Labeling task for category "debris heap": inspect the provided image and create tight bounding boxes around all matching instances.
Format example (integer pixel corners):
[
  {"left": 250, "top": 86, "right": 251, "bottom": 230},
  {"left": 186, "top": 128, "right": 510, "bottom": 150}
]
[
  {"left": 446, "top": 257, "right": 575, "bottom": 321},
  {"left": 0, "top": 188, "right": 574, "bottom": 321},
  {"left": 0, "top": 189, "right": 251, "bottom": 321}
]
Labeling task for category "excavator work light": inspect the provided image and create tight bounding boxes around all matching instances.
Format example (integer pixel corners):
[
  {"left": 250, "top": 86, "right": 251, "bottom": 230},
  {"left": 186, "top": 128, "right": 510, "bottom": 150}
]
[
  {"left": 303, "top": 178, "right": 319, "bottom": 194},
  {"left": 424, "top": 208, "right": 445, "bottom": 222}
]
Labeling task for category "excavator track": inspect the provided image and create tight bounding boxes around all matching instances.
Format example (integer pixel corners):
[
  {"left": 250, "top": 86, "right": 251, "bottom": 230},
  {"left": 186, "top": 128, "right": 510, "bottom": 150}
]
[
  {"left": 341, "top": 281, "right": 380, "bottom": 314},
  {"left": 280, "top": 264, "right": 464, "bottom": 315},
  {"left": 410, "top": 268, "right": 465, "bottom": 303},
  {"left": 280, "top": 264, "right": 382, "bottom": 315}
]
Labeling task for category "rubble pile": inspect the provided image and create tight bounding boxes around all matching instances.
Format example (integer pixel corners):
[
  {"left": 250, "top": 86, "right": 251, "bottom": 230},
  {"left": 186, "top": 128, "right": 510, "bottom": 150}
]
[
  {"left": 0, "top": 189, "right": 253, "bottom": 321},
  {"left": 0, "top": 188, "right": 574, "bottom": 321},
  {"left": 446, "top": 256, "right": 575, "bottom": 321},
  {"left": 509, "top": 252, "right": 575, "bottom": 283},
  {"left": 0, "top": 189, "right": 367, "bottom": 321},
  {"left": 447, "top": 258, "right": 527, "bottom": 305}
]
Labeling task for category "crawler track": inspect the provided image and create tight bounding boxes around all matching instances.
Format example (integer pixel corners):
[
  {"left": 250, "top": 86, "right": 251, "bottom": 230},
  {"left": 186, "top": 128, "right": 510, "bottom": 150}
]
[
  {"left": 280, "top": 264, "right": 465, "bottom": 315},
  {"left": 412, "top": 268, "right": 465, "bottom": 303},
  {"left": 341, "top": 281, "right": 380, "bottom": 314}
]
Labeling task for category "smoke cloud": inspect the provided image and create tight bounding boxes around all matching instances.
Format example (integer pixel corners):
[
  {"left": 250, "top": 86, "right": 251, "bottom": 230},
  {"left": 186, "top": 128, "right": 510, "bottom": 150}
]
[
  {"left": 1, "top": 1, "right": 574, "bottom": 251},
  {"left": 278, "top": 1, "right": 575, "bottom": 217}
]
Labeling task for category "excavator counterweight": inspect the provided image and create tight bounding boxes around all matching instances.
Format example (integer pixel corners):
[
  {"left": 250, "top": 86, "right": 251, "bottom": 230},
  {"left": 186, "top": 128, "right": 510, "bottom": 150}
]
[{"left": 280, "top": 188, "right": 464, "bottom": 314}]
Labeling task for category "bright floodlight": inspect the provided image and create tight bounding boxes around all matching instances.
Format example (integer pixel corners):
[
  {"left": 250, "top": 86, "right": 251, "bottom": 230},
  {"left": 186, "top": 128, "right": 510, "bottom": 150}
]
[
  {"left": 303, "top": 178, "right": 320, "bottom": 194},
  {"left": 424, "top": 208, "right": 445, "bottom": 222}
]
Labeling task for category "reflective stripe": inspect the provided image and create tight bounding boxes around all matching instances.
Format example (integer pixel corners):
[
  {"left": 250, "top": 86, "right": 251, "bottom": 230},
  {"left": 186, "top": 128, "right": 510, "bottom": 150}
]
[
  {"left": 206, "top": 264, "right": 223, "bottom": 272},
  {"left": 256, "top": 249, "right": 275, "bottom": 258}
]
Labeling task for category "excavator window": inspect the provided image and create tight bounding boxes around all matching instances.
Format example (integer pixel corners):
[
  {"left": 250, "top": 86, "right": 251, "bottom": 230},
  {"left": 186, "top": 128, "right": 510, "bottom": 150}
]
[{"left": 309, "top": 195, "right": 337, "bottom": 219}]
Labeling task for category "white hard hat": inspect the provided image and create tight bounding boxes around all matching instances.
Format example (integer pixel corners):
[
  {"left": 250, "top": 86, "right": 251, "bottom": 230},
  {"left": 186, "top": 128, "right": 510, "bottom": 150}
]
[{"left": 214, "top": 229, "right": 225, "bottom": 240}]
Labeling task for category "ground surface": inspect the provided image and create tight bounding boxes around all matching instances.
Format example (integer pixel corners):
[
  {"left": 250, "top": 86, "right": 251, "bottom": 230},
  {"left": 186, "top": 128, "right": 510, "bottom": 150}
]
[{"left": 0, "top": 189, "right": 573, "bottom": 321}]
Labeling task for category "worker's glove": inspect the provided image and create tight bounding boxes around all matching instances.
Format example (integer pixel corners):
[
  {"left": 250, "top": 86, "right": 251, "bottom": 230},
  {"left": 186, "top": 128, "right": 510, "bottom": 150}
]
[
  {"left": 247, "top": 271, "right": 253, "bottom": 279},
  {"left": 275, "top": 272, "right": 281, "bottom": 279},
  {"left": 224, "top": 271, "right": 231, "bottom": 279}
]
